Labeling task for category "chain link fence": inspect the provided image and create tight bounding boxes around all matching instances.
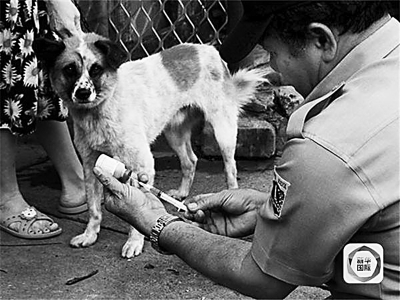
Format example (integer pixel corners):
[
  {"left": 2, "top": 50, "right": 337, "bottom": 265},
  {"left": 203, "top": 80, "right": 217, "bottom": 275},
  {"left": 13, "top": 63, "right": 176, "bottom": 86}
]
[{"left": 77, "top": 0, "right": 232, "bottom": 60}]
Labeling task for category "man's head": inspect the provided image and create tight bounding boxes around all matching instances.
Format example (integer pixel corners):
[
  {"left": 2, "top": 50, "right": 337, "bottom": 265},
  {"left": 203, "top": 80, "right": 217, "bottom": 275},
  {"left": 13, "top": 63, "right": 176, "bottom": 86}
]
[{"left": 221, "top": 1, "right": 392, "bottom": 96}]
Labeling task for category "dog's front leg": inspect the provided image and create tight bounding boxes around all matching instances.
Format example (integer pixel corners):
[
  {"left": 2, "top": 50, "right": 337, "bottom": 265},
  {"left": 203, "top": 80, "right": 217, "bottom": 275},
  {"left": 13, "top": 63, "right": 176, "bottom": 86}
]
[
  {"left": 118, "top": 148, "right": 153, "bottom": 258},
  {"left": 121, "top": 226, "right": 145, "bottom": 258},
  {"left": 70, "top": 156, "right": 102, "bottom": 248}
]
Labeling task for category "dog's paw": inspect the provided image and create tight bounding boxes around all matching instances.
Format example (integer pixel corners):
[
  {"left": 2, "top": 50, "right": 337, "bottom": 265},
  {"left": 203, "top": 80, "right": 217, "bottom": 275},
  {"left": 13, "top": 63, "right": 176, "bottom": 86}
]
[
  {"left": 70, "top": 232, "right": 98, "bottom": 248},
  {"left": 121, "top": 238, "right": 145, "bottom": 258},
  {"left": 166, "top": 189, "right": 187, "bottom": 201}
]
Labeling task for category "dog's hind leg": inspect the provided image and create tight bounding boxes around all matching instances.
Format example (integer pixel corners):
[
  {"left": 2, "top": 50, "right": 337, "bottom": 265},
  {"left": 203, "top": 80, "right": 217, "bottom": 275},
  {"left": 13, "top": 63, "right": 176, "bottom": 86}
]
[
  {"left": 164, "top": 124, "right": 198, "bottom": 200},
  {"left": 207, "top": 111, "right": 239, "bottom": 189}
]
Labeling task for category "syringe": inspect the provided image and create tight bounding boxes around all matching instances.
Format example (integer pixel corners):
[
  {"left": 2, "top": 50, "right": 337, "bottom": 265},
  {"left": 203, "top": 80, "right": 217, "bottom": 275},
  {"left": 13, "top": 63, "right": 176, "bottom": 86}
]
[
  {"left": 132, "top": 178, "right": 187, "bottom": 212},
  {"left": 95, "top": 154, "right": 187, "bottom": 212}
]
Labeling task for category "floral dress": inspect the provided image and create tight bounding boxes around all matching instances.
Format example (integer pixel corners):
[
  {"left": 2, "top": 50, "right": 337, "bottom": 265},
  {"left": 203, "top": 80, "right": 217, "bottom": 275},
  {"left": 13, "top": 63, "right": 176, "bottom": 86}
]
[{"left": 0, "top": 0, "right": 68, "bottom": 136}]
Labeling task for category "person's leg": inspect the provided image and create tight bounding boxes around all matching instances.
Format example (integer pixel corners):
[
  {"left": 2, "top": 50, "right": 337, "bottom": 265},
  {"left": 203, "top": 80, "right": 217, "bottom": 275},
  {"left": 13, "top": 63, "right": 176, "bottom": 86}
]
[
  {"left": 0, "top": 130, "right": 59, "bottom": 234},
  {"left": 36, "top": 120, "right": 86, "bottom": 209}
]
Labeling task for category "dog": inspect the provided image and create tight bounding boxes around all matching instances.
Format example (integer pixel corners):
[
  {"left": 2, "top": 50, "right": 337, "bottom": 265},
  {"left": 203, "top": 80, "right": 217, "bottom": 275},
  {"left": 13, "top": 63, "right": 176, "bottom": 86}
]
[{"left": 33, "top": 32, "right": 268, "bottom": 258}]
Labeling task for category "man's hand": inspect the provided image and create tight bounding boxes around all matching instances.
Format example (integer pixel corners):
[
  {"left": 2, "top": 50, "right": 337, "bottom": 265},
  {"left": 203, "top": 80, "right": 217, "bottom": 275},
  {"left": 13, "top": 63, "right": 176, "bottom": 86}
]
[
  {"left": 45, "top": 0, "right": 83, "bottom": 38},
  {"left": 93, "top": 167, "right": 167, "bottom": 237},
  {"left": 184, "top": 189, "right": 267, "bottom": 238}
]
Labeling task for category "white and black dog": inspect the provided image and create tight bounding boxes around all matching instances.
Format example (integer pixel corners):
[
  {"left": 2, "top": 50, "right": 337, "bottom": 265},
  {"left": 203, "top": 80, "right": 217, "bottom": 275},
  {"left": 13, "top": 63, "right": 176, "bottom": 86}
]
[{"left": 34, "top": 33, "right": 268, "bottom": 258}]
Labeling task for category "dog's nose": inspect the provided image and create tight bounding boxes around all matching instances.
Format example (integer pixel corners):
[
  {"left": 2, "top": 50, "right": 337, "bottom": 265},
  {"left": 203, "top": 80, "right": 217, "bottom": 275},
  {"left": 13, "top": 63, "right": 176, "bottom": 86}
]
[{"left": 75, "top": 88, "right": 92, "bottom": 101}]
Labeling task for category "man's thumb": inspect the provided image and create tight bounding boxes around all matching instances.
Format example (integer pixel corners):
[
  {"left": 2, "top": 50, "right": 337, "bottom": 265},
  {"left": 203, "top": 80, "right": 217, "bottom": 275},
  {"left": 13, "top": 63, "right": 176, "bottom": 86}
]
[{"left": 186, "top": 193, "right": 216, "bottom": 212}]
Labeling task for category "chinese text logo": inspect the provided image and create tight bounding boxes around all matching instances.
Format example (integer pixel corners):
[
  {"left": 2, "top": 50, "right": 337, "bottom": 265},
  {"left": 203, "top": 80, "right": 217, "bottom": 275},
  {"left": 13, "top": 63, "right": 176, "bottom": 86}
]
[{"left": 343, "top": 243, "right": 383, "bottom": 284}]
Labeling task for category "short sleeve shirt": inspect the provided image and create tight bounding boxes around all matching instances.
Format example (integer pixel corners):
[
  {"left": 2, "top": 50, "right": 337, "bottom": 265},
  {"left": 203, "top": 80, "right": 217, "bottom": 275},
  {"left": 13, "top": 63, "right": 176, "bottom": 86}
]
[{"left": 251, "top": 18, "right": 400, "bottom": 299}]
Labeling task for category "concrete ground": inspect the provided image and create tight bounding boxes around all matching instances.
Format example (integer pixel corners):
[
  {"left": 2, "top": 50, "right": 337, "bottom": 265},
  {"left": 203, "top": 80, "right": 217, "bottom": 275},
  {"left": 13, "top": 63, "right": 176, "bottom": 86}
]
[{"left": 0, "top": 135, "right": 329, "bottom": 299}]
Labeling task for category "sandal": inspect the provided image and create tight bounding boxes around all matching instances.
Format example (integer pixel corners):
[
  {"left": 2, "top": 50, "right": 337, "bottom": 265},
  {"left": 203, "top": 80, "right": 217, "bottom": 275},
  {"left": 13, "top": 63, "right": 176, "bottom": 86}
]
[
  {"left": 0, "top": 207, "right": 62, "bottom": 239},
  {"left": 58, "top": 202, "right": 88, "bottom": 215},
  {"left": 58, "top": 200, "right": 105, "bottom": 215}
]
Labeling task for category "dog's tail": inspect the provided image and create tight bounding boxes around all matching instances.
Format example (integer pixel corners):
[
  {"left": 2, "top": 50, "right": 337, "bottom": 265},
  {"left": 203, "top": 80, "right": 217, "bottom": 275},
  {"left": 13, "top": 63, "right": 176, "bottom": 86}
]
[{"left": 230, "top": 67, "right": 271, "bottom": 108}]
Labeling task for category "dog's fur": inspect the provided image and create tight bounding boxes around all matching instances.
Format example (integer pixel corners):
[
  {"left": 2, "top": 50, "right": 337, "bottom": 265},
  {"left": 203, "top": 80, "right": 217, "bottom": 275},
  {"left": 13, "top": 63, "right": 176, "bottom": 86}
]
[{"left": 34, "top": 33, "right": 268, "bottom": 258}]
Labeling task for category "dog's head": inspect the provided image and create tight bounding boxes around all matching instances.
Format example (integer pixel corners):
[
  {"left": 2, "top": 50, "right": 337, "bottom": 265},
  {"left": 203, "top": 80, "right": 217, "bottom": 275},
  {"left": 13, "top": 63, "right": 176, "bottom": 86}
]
[{"left": 33, "top": 33, "right": 128, "bottom": 110}]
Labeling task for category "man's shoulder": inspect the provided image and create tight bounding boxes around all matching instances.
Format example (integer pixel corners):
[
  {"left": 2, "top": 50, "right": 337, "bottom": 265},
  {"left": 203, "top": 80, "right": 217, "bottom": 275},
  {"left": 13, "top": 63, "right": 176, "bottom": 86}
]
[{"left": 303, "top": 56, "right": 399, "bottom": 159}]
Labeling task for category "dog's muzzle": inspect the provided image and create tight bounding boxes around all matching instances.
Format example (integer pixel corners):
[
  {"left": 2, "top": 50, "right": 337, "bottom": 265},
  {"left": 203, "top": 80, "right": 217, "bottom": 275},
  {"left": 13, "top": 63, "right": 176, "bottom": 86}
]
[{"left": 72, "top": 78, "right": 97, "bottom": 104}]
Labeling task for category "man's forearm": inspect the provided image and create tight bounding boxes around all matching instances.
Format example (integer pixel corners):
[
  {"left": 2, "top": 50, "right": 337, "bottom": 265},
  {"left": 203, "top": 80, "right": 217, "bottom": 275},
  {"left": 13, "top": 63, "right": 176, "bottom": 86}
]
[
  {"left": 159, "top": 221, "right": 295, "bottom": 298},
  {"left": 160, "top": 221, "right": 252, "bottom": 293}
]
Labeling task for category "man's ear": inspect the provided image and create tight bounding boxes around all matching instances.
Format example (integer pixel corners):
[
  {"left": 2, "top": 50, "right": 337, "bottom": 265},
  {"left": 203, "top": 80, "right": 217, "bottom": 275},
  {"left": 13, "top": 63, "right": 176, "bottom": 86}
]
[
  {"left": 32, "top": 38, "right": 66, "bottom": 65},
  {"left": 307, "top": 23, "right": 338, "bottom": 62},
  {"left": 94, "top": 40, "right": 128, "bottom": 69}
]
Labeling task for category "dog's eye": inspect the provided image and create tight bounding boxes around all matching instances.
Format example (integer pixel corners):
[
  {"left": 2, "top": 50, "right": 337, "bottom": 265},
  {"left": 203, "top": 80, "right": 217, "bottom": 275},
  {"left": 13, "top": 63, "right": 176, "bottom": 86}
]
[
  {"left": 63, "top": 64, "right": 77, "bottom": 77},
  {"left": 89, "top": 64, "right": 103, "bottom": 77}
]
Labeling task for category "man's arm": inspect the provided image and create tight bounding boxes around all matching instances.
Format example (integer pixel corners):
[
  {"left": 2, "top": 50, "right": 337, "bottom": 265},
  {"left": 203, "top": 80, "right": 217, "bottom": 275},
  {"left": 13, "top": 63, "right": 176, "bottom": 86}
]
[
  {"left": 160, "top": 221, "right": 297, "bottom": 299},
  {"left": 93, "top": 167, "right": 296, "bottom": 298}
]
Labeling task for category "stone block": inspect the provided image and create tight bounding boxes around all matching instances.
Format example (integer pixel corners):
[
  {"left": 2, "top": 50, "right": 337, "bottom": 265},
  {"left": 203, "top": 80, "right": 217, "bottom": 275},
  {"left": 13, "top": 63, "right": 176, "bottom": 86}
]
[{"left": 201, "top": 117, "right": 276, "bottom": 158}]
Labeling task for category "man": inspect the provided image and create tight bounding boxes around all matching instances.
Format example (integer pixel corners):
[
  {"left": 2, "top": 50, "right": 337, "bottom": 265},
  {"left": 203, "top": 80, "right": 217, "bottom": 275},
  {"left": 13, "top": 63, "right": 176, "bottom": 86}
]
[{"left": 93, "top": 1, "right": 399, "bottom": 298}]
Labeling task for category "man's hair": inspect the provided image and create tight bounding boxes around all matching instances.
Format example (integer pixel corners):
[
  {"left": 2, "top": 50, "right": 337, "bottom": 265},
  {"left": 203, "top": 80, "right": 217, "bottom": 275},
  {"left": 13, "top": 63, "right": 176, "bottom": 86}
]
[{"left": 269, "top": 1, "right": 392, "bottom": 56}]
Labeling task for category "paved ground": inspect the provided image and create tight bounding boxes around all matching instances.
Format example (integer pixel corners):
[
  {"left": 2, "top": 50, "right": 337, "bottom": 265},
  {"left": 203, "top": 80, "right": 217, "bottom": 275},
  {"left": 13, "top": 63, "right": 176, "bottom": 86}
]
[{"left": 0, "top": 135, "right": 329, "bottom": 299}]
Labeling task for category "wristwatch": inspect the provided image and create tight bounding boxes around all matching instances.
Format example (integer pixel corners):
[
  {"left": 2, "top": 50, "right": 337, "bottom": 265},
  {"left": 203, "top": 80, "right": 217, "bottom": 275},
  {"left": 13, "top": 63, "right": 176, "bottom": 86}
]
[{"left": 149, "top": 214, "right": 184, "bottom": 255}]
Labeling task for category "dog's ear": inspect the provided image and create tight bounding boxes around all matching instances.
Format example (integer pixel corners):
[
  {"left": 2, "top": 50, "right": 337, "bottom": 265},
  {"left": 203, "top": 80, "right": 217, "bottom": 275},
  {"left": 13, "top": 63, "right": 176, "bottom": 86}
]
[
  {"left": 33, "top": 38, "right": 66, "bottom": 66},
  {"left": 94, "top": 40, "right": 128, "bottom": 69}
]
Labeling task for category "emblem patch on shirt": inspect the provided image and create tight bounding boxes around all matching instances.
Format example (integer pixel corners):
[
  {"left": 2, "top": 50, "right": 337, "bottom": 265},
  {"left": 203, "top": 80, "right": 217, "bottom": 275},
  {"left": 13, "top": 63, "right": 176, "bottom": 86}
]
[{"left": 270, "top": 167, "right": 291, "bottom": 217}]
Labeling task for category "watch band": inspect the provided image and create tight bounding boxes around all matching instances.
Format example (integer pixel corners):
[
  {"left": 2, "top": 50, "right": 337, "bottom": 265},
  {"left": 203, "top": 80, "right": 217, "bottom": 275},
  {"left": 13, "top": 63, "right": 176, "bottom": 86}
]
[{"left": 149, "top": 214, "right": 184, "bottom": 255}]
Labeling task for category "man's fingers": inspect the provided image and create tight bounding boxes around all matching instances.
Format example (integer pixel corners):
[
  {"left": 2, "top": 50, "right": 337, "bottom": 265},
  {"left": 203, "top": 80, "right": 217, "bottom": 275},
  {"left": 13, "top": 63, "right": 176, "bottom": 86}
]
[
  {"left": 184, "top": 209, "right": 206, "bottom": 223},
  {"left": 93, "top": 166, "right": 124, "bottom": 196}
]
